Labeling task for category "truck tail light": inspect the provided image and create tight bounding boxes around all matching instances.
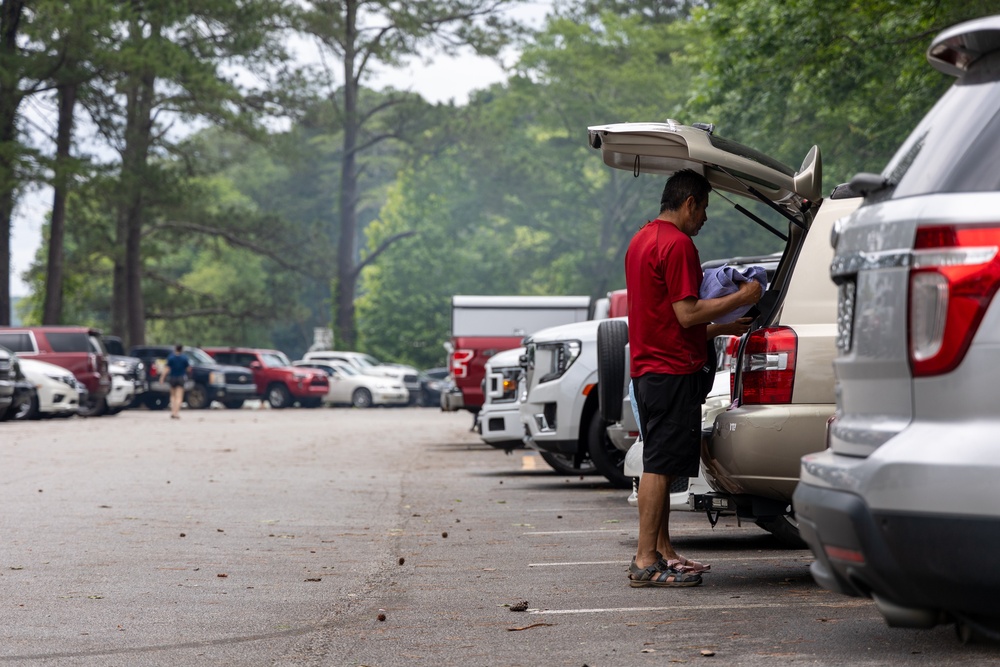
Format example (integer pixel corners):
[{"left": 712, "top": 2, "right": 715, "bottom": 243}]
[
  {"left": 739, "top": 326, "right": 797, "bottom": 404},
  {"left": 909, "top": 225, "right": 1000, "bottom": 377},
  {"left": 451, "top": 350, "right": 474, "bottom": 379}
]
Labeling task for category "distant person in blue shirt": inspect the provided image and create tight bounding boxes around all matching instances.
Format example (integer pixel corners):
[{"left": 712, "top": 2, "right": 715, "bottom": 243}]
[{"left": 166, "top": 344, "right": 191, "bottom": 420}]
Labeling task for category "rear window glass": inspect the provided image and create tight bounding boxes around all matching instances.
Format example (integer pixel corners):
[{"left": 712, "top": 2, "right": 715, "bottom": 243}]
[
  {"left": 0, "top": 332, "right": 35, "bottom": 352},
  {"left": 884, "top": 53, "right": 1000, "bottom": 199},
  {"left": 47, "top": 332, "right": 91, "bottom": 353}
]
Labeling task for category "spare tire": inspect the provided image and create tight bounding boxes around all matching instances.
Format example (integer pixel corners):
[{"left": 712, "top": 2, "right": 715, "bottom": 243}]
[{"left": 596, "top": 319, "right": 629, "bottom": 422}]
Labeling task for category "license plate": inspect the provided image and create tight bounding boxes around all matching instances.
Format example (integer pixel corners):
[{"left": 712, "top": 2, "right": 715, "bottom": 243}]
[{"left": 836, "top": 281, "right": 856, "bottom": 352}]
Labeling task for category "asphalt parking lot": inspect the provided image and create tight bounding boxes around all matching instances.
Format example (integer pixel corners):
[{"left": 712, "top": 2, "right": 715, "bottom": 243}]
[{"left": 2, "top": 407, "right": 997, "bottom": 666}]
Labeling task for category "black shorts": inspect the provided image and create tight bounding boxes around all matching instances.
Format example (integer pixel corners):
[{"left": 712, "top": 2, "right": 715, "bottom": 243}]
[
  {"left": 168, "top": 375, "right": 187, "bottom": 388},
  {"left": 634, "top": 373, "right": 702, "bottom": 478}
]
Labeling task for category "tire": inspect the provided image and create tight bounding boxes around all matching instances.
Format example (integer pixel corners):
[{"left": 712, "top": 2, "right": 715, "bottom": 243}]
[
  {"left": 78, "top": 395, "right": 107, "bottom": 418},
  {"left": 12, "top": 391, "right": 39, "bottom": 421},
  {"left": 586, "top": 410, "right": 631, "bottom": 488},
  {"left": 597, "top": 320, "right": 628, "bottom": 422},
  {"left": 266, "top": 384, "right": 292, "bottom": 409},
  {"left": 222, "top": 399, "right": 245, "bottom": 410},
  {"left": 145, "top": 393, "right": 168, "bottom": 410},
  {"left": 106, "top": 404, "right": 125, "bottom": 416},
  {"left": 185, "top": 383, "right": 211, "bottom": 410},
  {"left": 755, "top": 514, "right": 806, "bottom": 549},
  {"left": 351, "top": 388, "right": 373, "bottom": 409},
  {"left": 539, "top": 450, "right": 597, "bottom": 476}
]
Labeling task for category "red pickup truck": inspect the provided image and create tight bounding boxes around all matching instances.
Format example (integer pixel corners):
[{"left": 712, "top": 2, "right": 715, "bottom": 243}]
[
  {"left": 441, "top": 295, "right": 592, "bottom": 414},
  {"left": 203, "top": 347, "right": 329, "bottom": 409}
]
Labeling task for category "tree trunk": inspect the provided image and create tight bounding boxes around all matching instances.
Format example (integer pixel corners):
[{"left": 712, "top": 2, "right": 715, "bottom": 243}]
[
  {"left": 0, "top": 0, "right": 25, "bottom": 326},
  {"left": 113, "top": 40, "right": 155, "bottom": 348},
  {"left": 42, "top": 81, "right": 77, "bottom": 324},
  {"left": 334, "top": 0, "right": 359, "bottom": 349}
]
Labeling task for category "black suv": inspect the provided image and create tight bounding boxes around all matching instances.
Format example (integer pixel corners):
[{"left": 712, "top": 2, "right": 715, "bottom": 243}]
[
  {"left": 0, "top": 346, "right": 15, "bottom": 417},
  {"left": 129, "top": 345, "right": 257, "bottom": 410}
]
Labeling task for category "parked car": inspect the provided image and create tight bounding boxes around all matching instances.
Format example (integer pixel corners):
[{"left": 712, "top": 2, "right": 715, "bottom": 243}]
[
  {"left": 301, "top": 350, "right": 420, "bottom": 405},
  {"left": 0, "top": 345, "right": 14, "bottom": 417},
  {"left": 205, "top": 347, "right": 329, "bottom": 409},
  {"left": 291, "top": 360, "right": 408, "bottom": 408},
  {"left": 10, "top": 357, "right": 85, "bottom": 420},
  {"left": 100, "top": 336, "right": 146, "bottom": 414},
  {"left": 130, "top": 345, "right": 257, "bottom": 410},
  {"left": 793, "top": 16, "right": 1000, "bottom": 639},
  {"left": 418, "top": 367, "right": 448, "bottom": 407},
  {"left": 0, "top": 326, "right": 110, "bottom": 417},
  {"left": 442, "top": 295, "right": 591, "bottom": 414},
  {"left": 475, "top": 347, "right": 526, "bottom": 451}
]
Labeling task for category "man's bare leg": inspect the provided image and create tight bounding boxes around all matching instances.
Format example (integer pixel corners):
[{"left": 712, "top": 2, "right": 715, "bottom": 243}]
[
  {"left": 655, "top": 475, "right": 677, "bottom": 561},
  {"left": 635, "top": 471, "right": 668, "bottom": 570}
]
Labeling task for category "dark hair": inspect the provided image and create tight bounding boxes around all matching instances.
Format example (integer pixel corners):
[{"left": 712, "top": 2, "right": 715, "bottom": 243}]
[
  {"left": 174, "top": 344, "right": 183, "bottom": 353},
  {"left": 659, "top": 168, "right": 712, "bottom": 213}
]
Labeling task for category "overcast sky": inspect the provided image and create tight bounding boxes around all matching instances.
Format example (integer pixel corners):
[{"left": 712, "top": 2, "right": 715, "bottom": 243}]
[{"left": 9, "top": 1, "right": 551, "bottom": 297}]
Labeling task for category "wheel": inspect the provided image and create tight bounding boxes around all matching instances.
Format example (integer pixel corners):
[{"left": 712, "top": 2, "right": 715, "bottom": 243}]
[
  {"left": 78, "top": 395, "right": 107, "bottom": 418},
  {"left": 351, "top": 387, "right": 373, "bottom": 409},
  {"left": 755, "top": 514, "right": 806, "bottom": 548},
  {"left": 145, "top": 393, "right": 168, "bottom": 410},
  {"left": 597, "top": 320, "right": 628, "bottom": 422},
  {"left": 266, "top": 384, "right": 292, "bottom": 409},
  {"left": 539, "top": 450, "right": 597, "bottom": 475},
  {"left": 12, "top": 391, "right": 39, "bottom": 421},
  {"left": 185, "top": 383, "right": 211, "bottom": 410},
  {"left": 586, "top": 410, "right": 631, "bottom": 488},
  {"left": 223, "top": 399, "right": 245, "bottom": 409}
]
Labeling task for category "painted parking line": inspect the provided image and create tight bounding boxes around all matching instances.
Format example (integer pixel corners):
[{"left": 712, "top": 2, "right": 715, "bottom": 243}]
[
  {"left": 523, "top": 529, "right": 632, "bottom": 536},
  {"left": 529, "top": 600, "right": 873, "bottom": 615},
  {"left": 523, "top": 508, "right": 636, "bottom": 513},
  {"left": 527, "top": 555, "right": 813, "bottom": 567},
  {"left": 521, "top": 455, "right": 537, "bottom": 470}
]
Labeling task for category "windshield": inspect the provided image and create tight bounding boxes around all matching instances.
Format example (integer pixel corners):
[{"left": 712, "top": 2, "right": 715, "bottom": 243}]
[
  {"left": 261, "top": 352, "right": 287, "bottom": 368},
  {"left": 356, "top": 354, "right": 380, "bottom": 368},
  {"left": 185, "top": 347, "right": 215, "bottom": 364},
  {"left": 334, "top": 364, "right": 359, "bottom": 376}
]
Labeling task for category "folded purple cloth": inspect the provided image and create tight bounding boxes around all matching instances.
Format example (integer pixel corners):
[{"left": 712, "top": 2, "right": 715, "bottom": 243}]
[{"left": 700, "top": 265, "right": 768, "bottom": 324}]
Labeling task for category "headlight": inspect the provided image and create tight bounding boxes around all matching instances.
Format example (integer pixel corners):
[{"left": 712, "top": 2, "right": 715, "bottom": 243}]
[
  {"left": 45, "top": 372, "right": 76, "bottom": 386},
  {"left": 209, "top": 371, "right": 226, "bottom": 386},
  {"left": 537, "top": 340, "right": 582, "bottom": 383}
]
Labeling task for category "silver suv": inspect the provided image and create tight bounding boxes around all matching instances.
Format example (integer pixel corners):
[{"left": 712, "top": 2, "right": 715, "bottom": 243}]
[{"left": 793, "top": 16, "right": 1000, "bottom": 638}]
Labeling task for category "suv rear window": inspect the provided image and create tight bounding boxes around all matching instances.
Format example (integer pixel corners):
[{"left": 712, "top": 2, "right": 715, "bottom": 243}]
[
  {"left": 46, "top": 332, "right": 91, "bottom": 353},
  {"left": 0, "top": 332, "right": 35, "bottom": 352},
  {"left": 883, "top": 52, "right": 1000, "bottom": 199}
]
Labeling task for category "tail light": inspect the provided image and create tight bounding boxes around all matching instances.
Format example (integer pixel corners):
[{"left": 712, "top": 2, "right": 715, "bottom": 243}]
[
  {"left": 909, "top": 225, "right": 1000, "bottom": 377},
  {"left": 451, "top": 349, "right": 473, "bottom": 379},
  {"left": 739, "top": 326, "right": 797, "bottom": 404}
]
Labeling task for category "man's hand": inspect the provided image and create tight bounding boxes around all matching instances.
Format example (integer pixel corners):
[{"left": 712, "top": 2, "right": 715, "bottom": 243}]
[
  {"left": 738, "top": 280, "right": 762, "bottom": 306},
  {"left": 708, "top": 317, "right": 753, "bottom": 338}
]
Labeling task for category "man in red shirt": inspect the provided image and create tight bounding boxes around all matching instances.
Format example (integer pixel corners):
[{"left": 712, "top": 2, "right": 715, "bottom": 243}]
[{"left": 625, "top": 169, "right": 761, "bottom": 587}]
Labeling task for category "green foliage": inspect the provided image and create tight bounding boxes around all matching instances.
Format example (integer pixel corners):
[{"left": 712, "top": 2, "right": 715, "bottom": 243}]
[{"left": 682, "top": 0, "right": 999, "bottom": 189}]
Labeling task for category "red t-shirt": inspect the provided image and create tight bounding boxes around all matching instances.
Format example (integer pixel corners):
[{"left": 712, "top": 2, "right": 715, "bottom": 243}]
[{"left": 625, "top": 220, "right": 707, "bottom": 376}]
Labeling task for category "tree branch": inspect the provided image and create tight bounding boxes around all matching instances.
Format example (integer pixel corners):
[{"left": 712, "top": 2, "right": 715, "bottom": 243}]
[{"left": 351, "top": 230, "right": 417, "bottom": 280}]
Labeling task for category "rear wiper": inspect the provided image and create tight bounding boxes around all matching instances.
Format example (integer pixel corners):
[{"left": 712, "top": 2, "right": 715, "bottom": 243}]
[{"left": 848, "top": 172, "right": 893, "bottom": 196}]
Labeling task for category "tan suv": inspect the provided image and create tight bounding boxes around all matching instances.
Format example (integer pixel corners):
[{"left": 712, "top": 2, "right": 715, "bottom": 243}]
[{"left": 703, "top": 190, "right": 861, "bottom": 546}]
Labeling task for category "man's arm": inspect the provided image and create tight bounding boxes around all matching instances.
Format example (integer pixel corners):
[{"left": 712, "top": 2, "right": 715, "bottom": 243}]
[
  {"left": 707, "top": 317, "right": 753, "bottom": 339},
  {"left": 673, "top": 280, "right": 761, "bottom": 329}
]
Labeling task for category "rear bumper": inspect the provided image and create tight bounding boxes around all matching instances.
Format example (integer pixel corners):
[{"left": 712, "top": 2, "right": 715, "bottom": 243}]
[
  {"left": 796, "top": 481, "right": 1000, "bottom": 621},
  {"left": 795, "top": 455, "right": 1000, "bottom": 621},
  {"left": 441, "top": 387, "right": 466, "bottom": 412},
  {"left": 705, "top": 402, "right": 833, "bottom": 501}
]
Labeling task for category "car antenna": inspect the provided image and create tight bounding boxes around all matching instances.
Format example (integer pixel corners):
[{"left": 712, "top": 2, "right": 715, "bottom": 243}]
[{"left": 714, "top": 165, "right": 808, "bottom": 231}]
